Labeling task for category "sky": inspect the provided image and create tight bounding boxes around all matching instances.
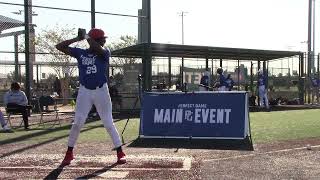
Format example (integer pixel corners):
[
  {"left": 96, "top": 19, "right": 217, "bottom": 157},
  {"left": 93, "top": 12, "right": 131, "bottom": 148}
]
[{"left": 0, "top": 0, "right": 319, "bottom": 75}]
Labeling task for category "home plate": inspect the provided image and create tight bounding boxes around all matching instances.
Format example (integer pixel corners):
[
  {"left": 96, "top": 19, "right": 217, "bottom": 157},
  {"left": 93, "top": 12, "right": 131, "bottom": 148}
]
[{"left": 97, "top": 171, "right": 129, "bottom": 178}]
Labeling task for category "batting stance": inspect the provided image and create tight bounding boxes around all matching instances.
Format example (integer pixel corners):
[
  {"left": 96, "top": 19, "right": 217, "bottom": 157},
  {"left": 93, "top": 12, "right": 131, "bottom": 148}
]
[
  {"left": 258, "top": 69, "right": 269, "bottom": 109},
  {"left": 56, "top": 28, "right": 126, "bottom": 165}
]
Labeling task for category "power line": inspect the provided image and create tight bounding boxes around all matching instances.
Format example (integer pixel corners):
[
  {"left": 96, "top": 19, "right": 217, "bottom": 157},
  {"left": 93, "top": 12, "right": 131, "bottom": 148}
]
[{"left": 0, "top": 1, "right": 146, "bottom": 18}]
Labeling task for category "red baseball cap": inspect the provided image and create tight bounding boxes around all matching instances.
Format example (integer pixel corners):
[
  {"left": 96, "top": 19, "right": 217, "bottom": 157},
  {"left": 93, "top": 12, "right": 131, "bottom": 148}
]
[{"left": 88, "top": 28, "right": 108, "bottom": 39}]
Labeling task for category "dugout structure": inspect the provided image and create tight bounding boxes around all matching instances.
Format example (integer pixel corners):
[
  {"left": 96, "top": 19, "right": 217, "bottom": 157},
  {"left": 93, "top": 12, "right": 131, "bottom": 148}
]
[{"left": 112, "top": 43, "right": 305, "bottom": 104}]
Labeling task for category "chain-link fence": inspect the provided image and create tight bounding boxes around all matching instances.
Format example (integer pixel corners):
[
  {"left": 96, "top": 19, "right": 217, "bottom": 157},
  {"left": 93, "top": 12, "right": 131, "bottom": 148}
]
[
  {"left": 0, "top": 0, "right": 142, "bottom": 125},
  {"left": 0, "top": 1, "right": 319, "bottom": 128}
]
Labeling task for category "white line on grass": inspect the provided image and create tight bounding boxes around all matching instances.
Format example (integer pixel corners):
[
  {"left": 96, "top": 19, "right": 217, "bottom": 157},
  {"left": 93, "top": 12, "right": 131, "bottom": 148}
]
[{"left": 203, "top": 144, "right": 320, "bottom": 162}]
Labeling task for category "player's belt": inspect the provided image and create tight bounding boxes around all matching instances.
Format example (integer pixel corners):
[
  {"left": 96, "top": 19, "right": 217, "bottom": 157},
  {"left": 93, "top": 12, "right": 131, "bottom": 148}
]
[{"left": 83, "top": 83, "right": 104, "bottom": 90}]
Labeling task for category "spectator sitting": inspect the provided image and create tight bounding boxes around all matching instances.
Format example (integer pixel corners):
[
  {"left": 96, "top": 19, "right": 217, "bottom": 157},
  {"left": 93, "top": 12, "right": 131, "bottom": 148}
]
[
  {"left": 3, "top": 82, "right": 30, "bottom": 130},
  {"left": 249, "top": 94, "right": 257, "bottom": 106},
  {"left": 287, "top": 98, "right": 299, "bottom": 105},
  {"left": 269, "top": 98, "right": 279, "bottom": 106},
  {"left": 53, "top": 77, "right": 62, "bottom": 97},
  {"left": 109, "top": 77, "right": 122, "bottom": 110}
]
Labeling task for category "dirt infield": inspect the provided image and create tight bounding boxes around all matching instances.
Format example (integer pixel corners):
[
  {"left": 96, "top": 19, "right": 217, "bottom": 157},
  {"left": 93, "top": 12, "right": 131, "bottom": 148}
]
[{"left": 0, "top": 137, "right": 320, "bottom": 179}]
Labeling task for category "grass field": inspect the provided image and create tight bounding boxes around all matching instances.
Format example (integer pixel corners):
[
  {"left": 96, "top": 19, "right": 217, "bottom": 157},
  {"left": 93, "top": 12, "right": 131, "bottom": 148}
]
[
  {"left": 1, "top": 109, "right": 320, "bottom": 145},
  {"left": 250, "top": 109, "right": 320, "bottom": 143}
]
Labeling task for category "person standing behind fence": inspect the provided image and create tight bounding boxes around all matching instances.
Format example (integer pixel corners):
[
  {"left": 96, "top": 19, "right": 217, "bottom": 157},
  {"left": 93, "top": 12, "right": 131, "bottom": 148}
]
[
  {"left": 199, "top": 71, "right": 210, "bottom": 91},
  {"left": 53, "top": 77, "right": 62, "bottom": 97},
  {"left": 257, "top": 69, "right": 270, "bottom": 110},
  {"left": 225, "top": 74, "right": 234, "bottom": 91},
  {"left": 216, "top": 67, "right": 227, "bottom": 91},
  {"left": 3, "top": 82, "right": 30, "bottom": 130},
  {"left": 310, "top": 77, "right": 320, "bottom": 103},
  {"left": 56, "top": 28, "right": 126, "bottom": 166}
]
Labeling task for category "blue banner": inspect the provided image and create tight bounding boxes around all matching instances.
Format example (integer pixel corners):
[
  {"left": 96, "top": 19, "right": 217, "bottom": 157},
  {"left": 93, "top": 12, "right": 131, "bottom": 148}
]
[{"left": 140, "top": 92, "right": 249, "bottom": 139}]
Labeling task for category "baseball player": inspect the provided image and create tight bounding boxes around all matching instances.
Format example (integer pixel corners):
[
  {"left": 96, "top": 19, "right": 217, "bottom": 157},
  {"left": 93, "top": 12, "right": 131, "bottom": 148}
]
[
  {"left": 56, "top": 28, "right": 126, "bottom": 165},
  {"left": 199, "top": 71, "right": 210, "bottom": 91},
  {"left": 216, "top": 67, "right": 227, "bottom": 91},
  {"left": 257, "top": 69, "right": 269, "bottom": 109},
  {"left": 225, "top": 74, "right": 234, "bottom": 91},
  {"left": 310, "top": 77, "right": 320, "bottom": 102}
]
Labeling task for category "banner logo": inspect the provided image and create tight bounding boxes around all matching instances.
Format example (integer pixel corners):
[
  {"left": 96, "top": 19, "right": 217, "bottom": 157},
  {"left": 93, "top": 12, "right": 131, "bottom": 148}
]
[{"left": 153, "top": 103, "right": 231, "bottom": 124}]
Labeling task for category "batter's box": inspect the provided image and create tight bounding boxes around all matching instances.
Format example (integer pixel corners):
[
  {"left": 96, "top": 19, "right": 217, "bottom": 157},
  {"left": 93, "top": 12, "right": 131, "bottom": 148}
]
[{"left": 0, "top": 154, "right": 192, "bottom": 171}]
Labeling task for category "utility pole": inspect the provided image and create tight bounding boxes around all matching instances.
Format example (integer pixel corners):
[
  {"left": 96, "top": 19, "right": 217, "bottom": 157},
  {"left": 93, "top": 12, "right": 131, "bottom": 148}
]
[
  {"left": 178, "top": 11, "right": 187, "bottom": 88},
  {"left": 308, "top": 0, "right": 313, "bottom": 75},
  {"left": 178, "top": 11, "right": 188, "bottom": 45},
  {"left": 312, "top": 0, "right": 315, "bottom": 62}
]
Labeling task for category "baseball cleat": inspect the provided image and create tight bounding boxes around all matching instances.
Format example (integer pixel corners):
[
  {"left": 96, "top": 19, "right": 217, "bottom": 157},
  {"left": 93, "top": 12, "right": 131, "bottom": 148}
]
[
  {"left": 117, "top": 151, "right": 126, "bottom": 164},
  {"left": 61, "top": 151, "right": 74, "bottom": 166}
]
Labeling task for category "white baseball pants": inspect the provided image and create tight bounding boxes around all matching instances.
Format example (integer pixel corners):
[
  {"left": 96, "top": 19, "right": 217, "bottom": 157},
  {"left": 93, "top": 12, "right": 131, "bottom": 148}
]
[
  {"left": 218, "top": 86, "right": 227, "bottom": 91},
  {"left": 0, "top": 111, "right": 7, "bottom": 128},
  {"left": 67, "top": 83, "right": 122, "bottom": 148},
  {"left": 259, "top": 85, "right": 269, "bottom": 109}
]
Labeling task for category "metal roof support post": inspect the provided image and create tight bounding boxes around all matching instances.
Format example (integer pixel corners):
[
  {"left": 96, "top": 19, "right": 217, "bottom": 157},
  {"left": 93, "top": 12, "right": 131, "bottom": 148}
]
[
  {"left": 250, "top": 61, "right": 253, "bottom": 93},
  {"left": 211, "top": 59, "right": 214, "bottom": 82},
  {"left": 206, "top": 57, "right": 209, "bottom": 71},
  {"left": 219, "top": 59, "right": 222, "bottom": 68},
  {"left": 24, "top": 0, "right": 31, "bottom": 101},
  {"left": 168, "top": 56, "right": 172, "bottom": 88},
  {"left": 36, "top": 64, "right": 39, "bottom": 84},
  {"left": 307, "top": 52, "right": 311, "bottom": 104},
  {"left": 14, "top": 34, "right": 19, "bottom": 81},
  {"left": 19, "top": 64, "right": 22, "bottom": 83},
  {"left": 263, "top": 61, "right": 267, "bottom": 88},
  {"left": 257, "top": 60, "right": 261, "bottom": 106},
  {"left": 142, "top": 45, "right": 152, "bottom": 91},
  {"left": 237, "top": 60, "right": 240, "bottom": 91},
  {"left": 299, "top": 53, "right": 305, "bottom": 104},
  {"left": 181, "top": 57, "right": 184, "bottom": 88},
  {"left": 317, "top": 54, "right": 320, "bottom": 103},
  {"left": 267, "top": 60, "right": 269, "bottom": 87},
  {"left": 91, "top": 0, "right": 95, "bottom": 28}
]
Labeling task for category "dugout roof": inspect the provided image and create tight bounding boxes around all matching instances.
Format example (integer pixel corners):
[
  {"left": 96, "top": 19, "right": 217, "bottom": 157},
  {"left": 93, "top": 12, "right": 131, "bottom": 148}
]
[
  {"left": 0, "top": 15, "right": 24, "bottom": 32},
  {"left": 111, "top": 43, "right": 303, "bottom": 61}
]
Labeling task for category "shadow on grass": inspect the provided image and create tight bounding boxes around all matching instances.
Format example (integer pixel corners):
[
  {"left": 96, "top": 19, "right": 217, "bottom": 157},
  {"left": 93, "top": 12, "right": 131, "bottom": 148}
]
[
  {"left": 0, "top": 123, "right": 102, "bottom": 158},
  {"left": 0, "top": 120, "right": 101, "bottom": 146},
  {"left": 0, "top": 125, "right": 72, "bottom": 146},
  {"left": 128, "top": 137, "right": 254, "bottom": 151}
]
